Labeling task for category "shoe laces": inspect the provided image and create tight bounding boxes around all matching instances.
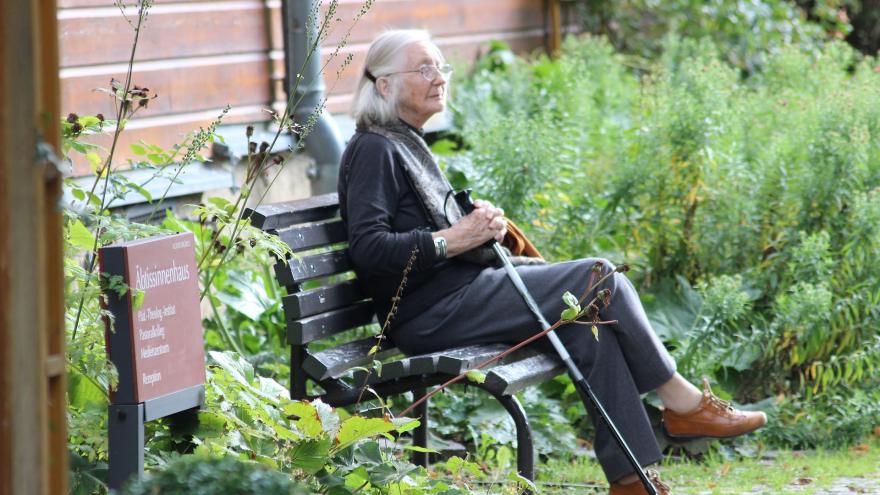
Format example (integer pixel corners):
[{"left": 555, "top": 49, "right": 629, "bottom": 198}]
[
  {"left": 646, "top": 469, "right": 671, "bottom": 494},
  {"left": 702, "top": 377, "right": 736, "bottom": 415}
]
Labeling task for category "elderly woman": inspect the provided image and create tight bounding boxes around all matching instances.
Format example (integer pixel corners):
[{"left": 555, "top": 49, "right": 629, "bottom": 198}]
[{"left": 337, "top": 29, "right": 766, "bottom": 495}]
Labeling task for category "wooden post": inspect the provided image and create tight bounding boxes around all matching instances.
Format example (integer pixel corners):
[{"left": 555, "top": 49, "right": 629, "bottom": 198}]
[
  {"left": 0, "top": 0, "right": 66, "bottom": 492},
  {"left": 548, "top": 0, "right": 563, "bottom": 56}
]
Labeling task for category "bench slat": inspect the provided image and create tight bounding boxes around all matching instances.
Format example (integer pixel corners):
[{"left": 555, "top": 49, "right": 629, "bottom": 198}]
[
  {"left": 303, "top": 337, "right": 398, "bottom": 381},
  {"left": 352, "top": 359, "right": 410, "bottom": 386},
  {"left": 283, "top": 281, "right": 366, "bottom": 319},
  {"left": 247, "top": 193, "right": 339, "bottom": 230},
  {"left": 351, "top": 344, "right": 515, "bottom": 386},
  {"left": 435, "top": 344, "right": 512, "bottom": 375},
  {"left": 287, "top": 302, "right": 376, "bottom": 344},
  {"left": 275, "top": 250, "right": 351, "bottom": 286},
  {"left": 483, "top": 353, "right": 564, "bottom": 396},
  {"left": 276, "top": 220, "right": 347, "bottom": 252},
  {"left": 351, "top": 352, "right": 447, "bottom": 386}
]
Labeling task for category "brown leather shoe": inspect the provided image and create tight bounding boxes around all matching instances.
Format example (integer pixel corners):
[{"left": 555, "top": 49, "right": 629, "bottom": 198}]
[
  {"left": 609, "top": 470, "right": 671, "bottom": 495},
  {"left": 662, "top": 378, "right": 767, "bottom": 439}
]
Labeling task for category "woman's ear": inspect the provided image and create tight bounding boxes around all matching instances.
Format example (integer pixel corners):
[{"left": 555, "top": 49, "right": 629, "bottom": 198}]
[{"left": 376, "top": 77, "right": 391, "bottom": 100}]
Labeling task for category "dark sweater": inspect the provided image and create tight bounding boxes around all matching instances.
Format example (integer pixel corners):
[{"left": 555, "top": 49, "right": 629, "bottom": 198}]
[{"left": 338, "top": 129, "right": 483, "bottom": 327}]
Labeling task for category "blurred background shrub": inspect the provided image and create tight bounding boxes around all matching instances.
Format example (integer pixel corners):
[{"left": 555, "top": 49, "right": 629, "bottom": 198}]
[{"left": 443, "top": 32, "right": 880, "bottom": 449}]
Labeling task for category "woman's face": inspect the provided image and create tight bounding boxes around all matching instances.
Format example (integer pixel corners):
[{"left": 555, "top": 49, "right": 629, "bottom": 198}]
[{"left": 392, "top": 41, "right": 448, "bottom": 128}]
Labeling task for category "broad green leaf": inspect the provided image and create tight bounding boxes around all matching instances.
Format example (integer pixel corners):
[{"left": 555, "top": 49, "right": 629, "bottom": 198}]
[
  {"left": 335, "top": 416, "right": 396, "bottom": 451},
  {"left": 213, "top": 270, "right": 272, "bottom": 321},
  {"left": 70, "top": 140, "right": 90, "bottom": 154},
  {"left": 283, "top": 401, "right": 323, "bottom": 439},
  {"left": 252, "top": 453, "right": 279, "bottom": 469},
  {"left": 162, "top": 209, "right": 191, "bottom": 233},
  {"left": 353, "top": 440, "right": 384, "bottom": 467},
  {"left": 365, "top": 461, "right": 404, "bottom": 485},
  {"left": 431, "top": 138, "right": 458, "bottom": 155},
  {"left": 496, "top": 445, "right": 512, "bottom": 468},
  {"left": 130, "top": 143, "right": 146, "bottom": 155},
  {"left": 207, "top": 196, "right": 232, "bottom": 212},
  {"left": 194, "top": 411, "right": 227, "bottom": 438},
  {"left": 209, "top": 350, "right": 255, "bottom": 386},
  {"left": 313, "top": 399, "right": 341, "bottom": 438},
  {"left": 131, "top": 183, "right": 152, "bottom": 202},
  {"left": 78, "top": 116, "right": 101, "bottom": 128},
  {"left": 508, "top": 471, "right": 537, "bottom": 491},
  {"left": 289, "top": 437, "right": 332, "bottom": 474},
  {"left": 402, "top": 444, "right": 438, "bottom": 454},
  {"left": 256, "top": 376, "right": 288, "bottom": 399},
  {"left": 87, "top": 192, "right": 102, "bottom": 208},
  {"left": 344, "top": 466, "right": 370, "bottom": 490},
  {"left": 68, "top": 219, "right": 95, "bottom": 250},
  {"left": 85, "top": 152, "right": 102, "bottom": 169},
  {"left": 391, "top": 417, "right": 420, "bottom": 434},
  {"left": 68, "top": 367, "right": 107, "bottom": 408},
  {"left": 445, "top": 456, "right": 482, "bottom": 477}
]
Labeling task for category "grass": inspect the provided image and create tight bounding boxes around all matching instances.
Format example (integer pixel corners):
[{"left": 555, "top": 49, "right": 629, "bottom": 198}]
[{"left": 533, "top": 438, "right": 880, "bottom": 494}]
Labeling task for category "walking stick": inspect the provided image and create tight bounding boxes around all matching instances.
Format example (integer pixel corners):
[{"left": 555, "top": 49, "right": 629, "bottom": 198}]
[{"left": 455, "top": 191, "right": 658, "bottom": 495}]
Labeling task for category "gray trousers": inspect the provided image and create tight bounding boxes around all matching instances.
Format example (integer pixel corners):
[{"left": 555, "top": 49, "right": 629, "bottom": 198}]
[{"left": 390, "top": 258, "right": 677, "bottom": 482}]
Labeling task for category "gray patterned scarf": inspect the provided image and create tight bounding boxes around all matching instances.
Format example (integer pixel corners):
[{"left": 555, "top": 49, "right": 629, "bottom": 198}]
[{"left": 358, "top": 121, "right": 545, "bottom": 267}]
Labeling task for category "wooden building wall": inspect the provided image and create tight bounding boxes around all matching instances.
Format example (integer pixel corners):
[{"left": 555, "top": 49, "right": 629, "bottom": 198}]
[{"left": 59, "top": 0, "right": 550, "bottom": 176}]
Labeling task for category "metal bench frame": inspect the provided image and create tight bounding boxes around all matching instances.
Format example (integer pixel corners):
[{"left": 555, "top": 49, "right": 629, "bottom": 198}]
[{"left": 246, "top": 193, "right": 565, "bottom": 480}]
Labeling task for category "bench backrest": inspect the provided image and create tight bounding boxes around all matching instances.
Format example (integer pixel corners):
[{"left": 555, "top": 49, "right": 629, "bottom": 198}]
[
  {"left": 247, "top": 193, "right": 566, "bottom": 404},
  {"left": 246, "top": 193, "right": 391, "bottom": 397}
]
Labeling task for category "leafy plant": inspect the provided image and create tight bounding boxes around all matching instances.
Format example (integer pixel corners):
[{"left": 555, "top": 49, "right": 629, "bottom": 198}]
[
  {"left": 571, "top": 0, "right": 849, "bottom": 74},
  {"left": 121, "top": 455, "right": 313, "bottom": 495},
  {"left": 447, "top": 33, "right": 880, "bottom": 448}
]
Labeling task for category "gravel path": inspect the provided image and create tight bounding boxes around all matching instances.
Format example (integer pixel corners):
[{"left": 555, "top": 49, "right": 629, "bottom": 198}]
[
  {"left": 779, "top": 473, "right": 880, "bottom": 494},
  {"left": 680, "top": 472, "right": 880, "bottom": 494}
]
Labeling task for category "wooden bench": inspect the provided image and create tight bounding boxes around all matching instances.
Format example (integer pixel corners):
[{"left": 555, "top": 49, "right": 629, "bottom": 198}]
[{"left": 245, "top": 193, "right": 566, "bottom": 480}]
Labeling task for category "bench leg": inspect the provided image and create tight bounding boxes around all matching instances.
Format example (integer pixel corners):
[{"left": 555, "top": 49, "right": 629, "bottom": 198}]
[
  {"left": 411, "top": 387, "right": 429, "bottom": 467},
  {"left": 290, "top": 345, "right": 308, "bottom": 400},
  {"left": 493, "top": 393, "right": 534, "bottom": 482}
]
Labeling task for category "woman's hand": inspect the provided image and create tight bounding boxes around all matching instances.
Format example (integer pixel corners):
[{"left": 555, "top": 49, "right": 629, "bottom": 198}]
[{"left": 433, "top": 200, "right": 507, "bottom": 258}]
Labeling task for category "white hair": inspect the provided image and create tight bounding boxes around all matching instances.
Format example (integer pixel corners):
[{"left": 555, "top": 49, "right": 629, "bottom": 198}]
[{"left": 351, "top": 29, "right": 442, "bottom": 128}]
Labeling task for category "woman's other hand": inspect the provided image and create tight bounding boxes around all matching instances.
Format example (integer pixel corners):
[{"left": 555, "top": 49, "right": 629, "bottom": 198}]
[
  {"left": 474, "top": 199, "right": 508, "bottom": 243},
  {"left": 434, "top": 200, "right": 507, "bottom": 257}
]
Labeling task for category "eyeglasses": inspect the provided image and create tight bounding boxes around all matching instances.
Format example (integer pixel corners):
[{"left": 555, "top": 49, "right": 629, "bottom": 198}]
[{"left": 386, "top": 64, "right": 453, "bottom": 82}]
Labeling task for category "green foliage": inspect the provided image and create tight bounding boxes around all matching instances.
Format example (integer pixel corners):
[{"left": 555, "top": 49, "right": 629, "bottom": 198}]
[
  {"left": 449, "top": 34, "right": 880, "bottom": 448},
  {"left": 122, "top": 455, "right": 313, "bottom": 494},
  {"left": 427, "top": 384, "right": 582, "bottom": 458},
  {"left": 572, "top": 0, "right": 849, "bottom": 74},
  {"left": 188, "top": 350, "right": 423, "bottom": 482},
  {"left": 759, "top": 389, "right": 880, "bottom": 449}
]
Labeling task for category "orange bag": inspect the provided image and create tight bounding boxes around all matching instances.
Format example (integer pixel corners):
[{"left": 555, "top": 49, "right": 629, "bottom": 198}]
[{"left": 502, "top": 219, "right": 543, "bottom": 259}]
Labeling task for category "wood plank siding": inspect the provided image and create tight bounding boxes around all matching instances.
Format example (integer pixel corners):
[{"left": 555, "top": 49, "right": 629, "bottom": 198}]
[{"left": 59, "top": 0, "right": 549, "bottom": 176}]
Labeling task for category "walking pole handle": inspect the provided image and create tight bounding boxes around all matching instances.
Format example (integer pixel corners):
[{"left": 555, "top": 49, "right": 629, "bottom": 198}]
[{"left": 453, "top": 189, "right": 476, "bottom": 214}]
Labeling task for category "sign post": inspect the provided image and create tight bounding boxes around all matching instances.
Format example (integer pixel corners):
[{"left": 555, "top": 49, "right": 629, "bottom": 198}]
[{"left": 100, "top": 232, "right": 206, "bottom": 490}]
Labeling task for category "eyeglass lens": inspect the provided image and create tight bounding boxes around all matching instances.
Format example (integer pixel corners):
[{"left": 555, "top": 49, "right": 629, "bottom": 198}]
[{"left": 420, "top": 64, "right": 453, "bottom": 81}]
